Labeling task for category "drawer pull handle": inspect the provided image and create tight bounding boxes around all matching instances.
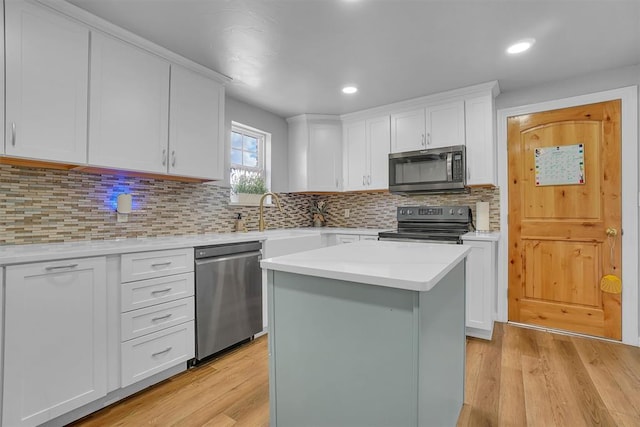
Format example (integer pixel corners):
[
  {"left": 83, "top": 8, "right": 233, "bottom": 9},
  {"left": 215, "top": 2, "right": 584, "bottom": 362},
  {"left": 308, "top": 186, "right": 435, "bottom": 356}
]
[
  {"left": 152, "top": 314, "right": 173, "bottom": 322},
  {"left": 151, "top": 261, "right": 172, "bottom": 267},
  {"left": 45, "top": 264, "right": 79, "bottom": 271},
  {"left": 152, "top": 347, "right": 172, "bottom": 357},
  {"left": 151, "top": 288, "right": 172, "bottom": 295}
]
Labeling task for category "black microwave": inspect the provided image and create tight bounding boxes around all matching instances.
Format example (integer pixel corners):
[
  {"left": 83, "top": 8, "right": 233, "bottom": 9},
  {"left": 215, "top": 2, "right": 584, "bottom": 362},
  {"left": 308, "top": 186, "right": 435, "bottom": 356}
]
[{"left": 388, "top": 145, "right": 466, "bottom": 194}]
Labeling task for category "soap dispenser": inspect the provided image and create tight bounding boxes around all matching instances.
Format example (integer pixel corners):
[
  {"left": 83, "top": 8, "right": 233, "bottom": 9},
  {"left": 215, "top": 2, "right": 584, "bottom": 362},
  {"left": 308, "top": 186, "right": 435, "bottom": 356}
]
[{"left": 235, "top": 213, "right": 247, "bottom": 232}]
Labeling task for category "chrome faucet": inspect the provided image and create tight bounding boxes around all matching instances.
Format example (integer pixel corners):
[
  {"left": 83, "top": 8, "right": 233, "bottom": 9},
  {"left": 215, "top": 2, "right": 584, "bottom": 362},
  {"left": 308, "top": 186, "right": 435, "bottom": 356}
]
[{"left": 259, "top": 192, "right": 284, "bottom": 232}]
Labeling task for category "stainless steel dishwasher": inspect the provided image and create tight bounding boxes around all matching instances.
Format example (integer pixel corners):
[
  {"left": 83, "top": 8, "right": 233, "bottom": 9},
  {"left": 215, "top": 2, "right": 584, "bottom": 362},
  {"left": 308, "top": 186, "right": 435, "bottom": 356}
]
[{"left": 194, "top": 241, "right": 262, "bottom": 362}]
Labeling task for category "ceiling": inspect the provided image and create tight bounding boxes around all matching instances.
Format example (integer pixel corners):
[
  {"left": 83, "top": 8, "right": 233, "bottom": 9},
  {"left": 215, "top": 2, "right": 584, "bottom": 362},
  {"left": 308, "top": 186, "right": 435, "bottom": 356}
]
[{"left": 66, "top": 0, "right": 640, "bottom": 118}]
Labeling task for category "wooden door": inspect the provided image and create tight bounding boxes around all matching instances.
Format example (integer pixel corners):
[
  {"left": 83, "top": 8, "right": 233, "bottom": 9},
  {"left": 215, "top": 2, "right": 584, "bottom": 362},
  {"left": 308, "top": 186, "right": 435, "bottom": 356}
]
[{"left": 508, "top": 101, "right": 622, "bottom": 340}]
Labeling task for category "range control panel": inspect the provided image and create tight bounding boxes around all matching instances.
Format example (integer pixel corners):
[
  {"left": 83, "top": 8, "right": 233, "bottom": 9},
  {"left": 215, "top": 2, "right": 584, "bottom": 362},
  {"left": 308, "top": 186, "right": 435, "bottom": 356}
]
[{"left": 397, "top": 205, "right": 471, "bottom": 221}]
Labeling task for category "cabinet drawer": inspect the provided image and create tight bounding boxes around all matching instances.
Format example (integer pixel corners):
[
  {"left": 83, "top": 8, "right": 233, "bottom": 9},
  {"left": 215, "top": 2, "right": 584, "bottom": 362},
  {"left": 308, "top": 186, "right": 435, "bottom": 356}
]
[
  {"left": 121, "top": 248, "right": 193, "bottom": 282},
  {"left": 121, "top": 297, "right": 194, "bottom": 341},
  {"left": 121, "top": 321, "right": 194, "bottom": 387},
  {"left": 121, "top": 272, "right": 194, "bottom": 312}
]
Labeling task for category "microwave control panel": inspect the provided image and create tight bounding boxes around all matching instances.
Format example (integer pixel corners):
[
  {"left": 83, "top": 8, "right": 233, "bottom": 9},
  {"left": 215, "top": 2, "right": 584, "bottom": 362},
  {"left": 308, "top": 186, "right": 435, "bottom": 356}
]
[{"left": 452, "top": 154, "right": 464, "bottom": 181}]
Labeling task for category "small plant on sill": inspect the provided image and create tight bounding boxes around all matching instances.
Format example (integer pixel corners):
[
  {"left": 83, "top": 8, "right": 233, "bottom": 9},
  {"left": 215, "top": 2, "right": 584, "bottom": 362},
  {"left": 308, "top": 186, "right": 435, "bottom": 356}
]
[{"left": 231, "top": 174, "right": 268, "bottom": 195}]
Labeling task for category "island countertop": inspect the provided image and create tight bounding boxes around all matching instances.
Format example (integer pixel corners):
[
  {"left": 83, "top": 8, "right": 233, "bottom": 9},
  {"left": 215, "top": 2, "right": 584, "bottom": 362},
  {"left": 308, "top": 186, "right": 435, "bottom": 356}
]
[{"left": 260, "top": 240, "right": 471, "bottom": 292}]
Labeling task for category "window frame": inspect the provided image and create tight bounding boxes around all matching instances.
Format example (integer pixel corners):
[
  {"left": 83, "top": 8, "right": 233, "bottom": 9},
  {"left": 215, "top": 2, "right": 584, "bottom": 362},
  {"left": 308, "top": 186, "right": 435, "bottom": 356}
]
[{"left": 230, "top": 125, "right": 265, "bottom": 175}]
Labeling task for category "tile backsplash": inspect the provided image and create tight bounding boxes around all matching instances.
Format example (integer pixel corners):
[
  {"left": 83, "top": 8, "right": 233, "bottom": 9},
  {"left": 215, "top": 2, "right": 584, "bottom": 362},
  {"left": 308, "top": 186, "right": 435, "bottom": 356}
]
[
  {"left": 1, "top": 164, "right": 499, "bottom": 245},
  {"left": 0, "top": 164, "right": 315, "bottom": 245},
  {"left": 322, "top": 188, "right": 500, "bottom": 230}
]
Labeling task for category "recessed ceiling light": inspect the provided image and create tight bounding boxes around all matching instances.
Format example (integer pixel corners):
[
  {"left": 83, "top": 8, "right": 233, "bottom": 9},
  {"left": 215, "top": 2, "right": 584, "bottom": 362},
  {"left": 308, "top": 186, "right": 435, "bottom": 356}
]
[
  {"left": 507, "top": 38, "right": 535, "bottom": 54},
  {"left": 342, "top": 86, "right": 358, "bottom": 94}
]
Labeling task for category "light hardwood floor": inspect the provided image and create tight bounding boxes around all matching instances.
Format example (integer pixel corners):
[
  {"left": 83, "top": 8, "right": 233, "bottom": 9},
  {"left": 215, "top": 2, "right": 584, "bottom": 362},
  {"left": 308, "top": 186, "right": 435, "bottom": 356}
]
[{"left": 72, "top": 323, "right": 640, "bottom": 426}]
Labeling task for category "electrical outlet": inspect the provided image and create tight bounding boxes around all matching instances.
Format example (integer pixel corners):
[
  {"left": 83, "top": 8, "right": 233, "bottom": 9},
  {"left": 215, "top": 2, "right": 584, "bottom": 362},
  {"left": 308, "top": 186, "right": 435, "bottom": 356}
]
[{"left": 344, "top": 209, "right": 350, "bottom": 218}]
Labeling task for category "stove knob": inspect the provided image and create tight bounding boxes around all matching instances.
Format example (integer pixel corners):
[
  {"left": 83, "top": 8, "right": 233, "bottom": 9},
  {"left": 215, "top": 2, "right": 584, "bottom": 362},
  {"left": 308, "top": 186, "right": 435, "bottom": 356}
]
[
  {"left": 449, "top": 208, "right": 455, "bottom": 215},
  {"left": 458, "top": 208, "right": 465, "bottom": 215},
  {"left": 407, "top": 209, "right": 413, "bottom": 215}
]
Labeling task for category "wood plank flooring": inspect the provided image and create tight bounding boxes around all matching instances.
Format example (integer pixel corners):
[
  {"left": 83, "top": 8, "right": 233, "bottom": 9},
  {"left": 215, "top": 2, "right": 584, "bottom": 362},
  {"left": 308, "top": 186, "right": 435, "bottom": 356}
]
[{"left": 72, "top": 323, "right": 640, "bottom": 426}]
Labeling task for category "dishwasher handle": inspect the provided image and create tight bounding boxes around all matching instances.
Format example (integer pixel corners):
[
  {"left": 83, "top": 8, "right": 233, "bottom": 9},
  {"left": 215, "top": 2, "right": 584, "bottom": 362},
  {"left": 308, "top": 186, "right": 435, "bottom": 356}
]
[
  {"left": 195, "top": 241, "right": 262, "bottom": 259},
  {"left": 195, "top": 250, "right": 262, "bottom": 266}
]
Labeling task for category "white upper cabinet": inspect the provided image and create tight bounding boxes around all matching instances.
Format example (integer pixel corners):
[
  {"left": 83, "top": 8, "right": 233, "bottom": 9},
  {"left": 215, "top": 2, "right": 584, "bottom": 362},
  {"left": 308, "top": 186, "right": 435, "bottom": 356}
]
[
  {"left": 367, "top": 115, "right": 391, "bottom": 189},
  {"left": 390, "top": 108, "right": 425, "bottom": 153},
  {"left": 288, "top": 115, "right": 342, "bottom": 192},
  {"left": 343, "top": 116, "right": 390, "bottom": 191},
  {"left": 343, "top": 121, "right": 367, "bottom": 191},
  {"left": 5, "top": 0, "right": 89, "bottom": 164},
  {"left": 390, "top": 101, "right": 464, "bottom": 153},
  {"left": 465, "top": 94, "right": 496, "bottom": 186},
  {"left": 89, "top": 33, "right": 170, "bottom": 173},
  {"left": 169, "top": 65, "right": 225, "bottom": 180},
  {"left": 425, "top": 100, "right": 465, "bottom": 148}
]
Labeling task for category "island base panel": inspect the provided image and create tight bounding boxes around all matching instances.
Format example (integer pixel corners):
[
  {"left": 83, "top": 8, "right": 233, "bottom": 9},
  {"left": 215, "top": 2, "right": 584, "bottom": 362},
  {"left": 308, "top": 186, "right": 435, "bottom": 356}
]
[{"left": 267, "top": 263, "right": 465, "bottom": 427}]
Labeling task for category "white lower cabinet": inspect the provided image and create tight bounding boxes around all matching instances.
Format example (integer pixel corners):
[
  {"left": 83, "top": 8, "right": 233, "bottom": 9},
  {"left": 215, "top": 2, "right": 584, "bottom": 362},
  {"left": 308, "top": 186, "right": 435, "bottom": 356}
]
[
  {"left": 329, "top": 233, "right": 379, "bottom": 245},
  {"left": 3, "top": 257, "right": 107, "bottom": 427},
  {"left": 119, "top": 249, "right": 195, "bottom": 387},
  {"left": 121, "top": 322, "right": 195, "bottom": 387},
  {"left": 463, "top": 238, "right": 498, "bottom": 340}
]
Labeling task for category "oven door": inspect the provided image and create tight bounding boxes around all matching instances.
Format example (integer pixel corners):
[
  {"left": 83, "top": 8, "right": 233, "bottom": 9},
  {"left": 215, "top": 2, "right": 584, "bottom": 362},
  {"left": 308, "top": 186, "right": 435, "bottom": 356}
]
[
  {"left": 378, "top": 232, "right": 461, "bottom": 244},
  {"left": 388, "top": 145, "right": 466, "bottom": 194}
]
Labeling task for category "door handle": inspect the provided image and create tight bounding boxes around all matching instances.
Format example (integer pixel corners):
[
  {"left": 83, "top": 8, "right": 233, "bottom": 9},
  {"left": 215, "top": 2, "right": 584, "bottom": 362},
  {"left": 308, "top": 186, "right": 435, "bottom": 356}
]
[
  {"left": 11, "top": 122, "right": 16, "bottom": 146},
  {"left": 606, "top": 228, "right": 618, "bottom": 237},
  {"left": 421, "top": 134, "right": 425, "bottom": 147},
  {"left": 171, "top": 151, "right": 176, "bottom": 167},
  {"left": 426, "top": 132, "right": 431, "bottom": 145},
  {"left": 162, "top": 149, "right": 167, "bottom": 166}
]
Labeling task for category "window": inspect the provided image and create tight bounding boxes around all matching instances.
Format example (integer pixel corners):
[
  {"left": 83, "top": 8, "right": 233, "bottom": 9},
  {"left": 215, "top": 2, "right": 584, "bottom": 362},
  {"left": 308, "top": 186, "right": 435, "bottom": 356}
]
[{"left": 230, "top": 122, "right": 270, "bottom": 198}]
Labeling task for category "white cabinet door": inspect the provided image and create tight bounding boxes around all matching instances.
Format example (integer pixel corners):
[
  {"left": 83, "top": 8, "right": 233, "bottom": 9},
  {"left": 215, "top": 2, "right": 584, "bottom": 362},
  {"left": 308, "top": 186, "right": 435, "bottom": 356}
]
[
  {"left": 3, "top": 257, "right": 107, "bottom": 427},
  {"left": 464, "top": 240, "right": 496, "bottom": 339},
  {"left": 366, "top": 115, "right": 391, "bottom": 190},
  {"left": 169, "top": 65, "right": 225, "bottom": 180},
  {"left": 89, "top": 33, "right": 170, "bottom": 173},
  {"left": 308, "top": 122, "right": 342, "bottom": 191},
  {"left": 425, "top": 100, "right": 465, "bottom": 149},
  {"left": 335, "top": 234, "right": 359, "bottom": 244},
  {"left": 5, "top": 0, "right": 89, "bottom": 164},
  {"left": 343, "top": 121, "right": 367, "bottom": 191},
  {"left": 465, "top": 95, "right": 495, "bottom": 185},
  {"left": 390, "top": 108, "right": 425, "bottom": 153}
]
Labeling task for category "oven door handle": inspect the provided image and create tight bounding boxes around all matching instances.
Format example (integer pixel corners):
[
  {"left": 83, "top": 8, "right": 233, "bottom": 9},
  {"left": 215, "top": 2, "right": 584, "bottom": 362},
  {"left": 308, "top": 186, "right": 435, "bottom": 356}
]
[{"left": 446, "top": 153, "right": 453, "bottom": 181}]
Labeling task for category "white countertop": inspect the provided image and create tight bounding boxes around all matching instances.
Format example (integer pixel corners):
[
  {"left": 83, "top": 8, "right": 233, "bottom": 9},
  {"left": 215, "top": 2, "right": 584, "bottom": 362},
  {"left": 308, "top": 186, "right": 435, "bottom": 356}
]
[
  {"left": 461, "top": 231, "right": 501, "bottom": 242},
  {"left": 261, "top": 240, "right": 471, "bottom": 292},
  {"left": 0, "top": 227, "right": 385, "bottom": 266}
]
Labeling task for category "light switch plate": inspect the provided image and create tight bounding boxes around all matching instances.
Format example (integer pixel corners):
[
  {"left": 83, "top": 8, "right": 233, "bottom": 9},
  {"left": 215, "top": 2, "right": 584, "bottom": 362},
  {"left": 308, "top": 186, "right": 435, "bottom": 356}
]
[{"left": 344, "top": 209, "right": 350, "bottom": 218}]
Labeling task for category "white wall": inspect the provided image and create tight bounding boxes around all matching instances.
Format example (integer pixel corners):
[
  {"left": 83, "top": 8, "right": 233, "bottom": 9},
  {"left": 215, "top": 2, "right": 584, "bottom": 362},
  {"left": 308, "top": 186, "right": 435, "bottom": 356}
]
[
  {"left": 496, "top": 63, "right": 640, "bottom": 342},
  {"left": 223, "top": 96, "right": 289, "bottom": 192},
  {"left": 496, "top": 64, "right": 640, "bottom": 109}
]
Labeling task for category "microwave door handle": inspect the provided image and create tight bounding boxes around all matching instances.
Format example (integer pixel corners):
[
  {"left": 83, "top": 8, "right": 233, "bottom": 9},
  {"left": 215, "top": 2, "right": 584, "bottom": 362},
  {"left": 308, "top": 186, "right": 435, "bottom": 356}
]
[{"left": 446, "top": 153, "right": 453, "bottom": 181}]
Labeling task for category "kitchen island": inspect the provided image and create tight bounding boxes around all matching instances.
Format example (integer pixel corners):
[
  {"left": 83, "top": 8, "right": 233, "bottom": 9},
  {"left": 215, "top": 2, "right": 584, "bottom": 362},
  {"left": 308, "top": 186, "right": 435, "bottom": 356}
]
[{"left": 261, "top": 240, "right": 471, "bottom": 427}]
